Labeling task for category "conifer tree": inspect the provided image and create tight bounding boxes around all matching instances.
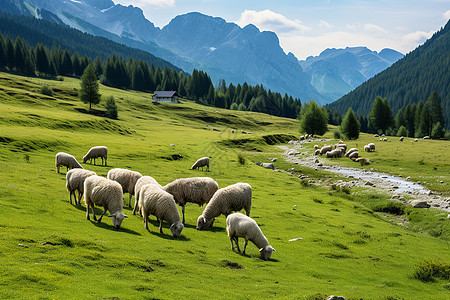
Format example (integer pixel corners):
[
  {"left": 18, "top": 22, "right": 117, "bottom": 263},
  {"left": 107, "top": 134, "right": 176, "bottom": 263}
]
[
  {"left": 79, "top": 63, "right": 101, "bottom": 110},
  {"left": 299, "top": 100, "right": 328, "bottom": 136},
  {"left": 369, "top": 96, "right": 394, "bottom": 134},
  {"left": 340, "top": 108, "right": 360, "bottom": 139},
  {"left": 105, "top": 96, "right": 118, "bottom": 119}
]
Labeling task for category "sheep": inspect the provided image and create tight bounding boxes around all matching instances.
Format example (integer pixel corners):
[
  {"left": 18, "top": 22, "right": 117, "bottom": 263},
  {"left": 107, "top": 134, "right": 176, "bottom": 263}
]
[
  {"left": 83, "top": 146, "right": 108, "bottom": 166},
  {"left": 319, "top": 145, "right": 333, "bottom": 155},
  {"left": 139, "top": 184, "right": 184, "bottom": 237},
  {"left": 383, "top": 138, "right": 388, "bottom": 142},
  {"left": 133, "top": 176, "right": 161, "bottom": 215},
  {"left": 255, "top": 162, "right": 275, "bottom": 170},
  {"left": 414, "top": 138, "right": 418, "bottom": 142},
  {"left": 354, "top": 157, "right": 370, "bottom": 165},
  {"left": 84, "top": 175, "right": 128, "bottom": 228},
  {"left": 163, "top": 177, "right": 219, "bottom": 224},
  {"left": 55, "top": 152, "right": 83, "bottom": 173},
  {"left": 299, "top": 135, "right": 305, "bottom": 141},
  {"left": 345, "top": 148, "right": 358, "bottom": 157},
  {"left": 326, "top": 148, "right": 343, "bottom": 158},
  {"left": 399, "top": 136, "right": 404, "bottom": 142},
  {"left": 423, "top": 136, "right": 430, "bottom": 139},
  {"left": 196, "top": 182, "right": 252, "bottom": 231},
  {"left": 364, "top": 145, "right": 371, "bottom": 152},
  {"left": 226, "top": 213, "right": 276, "bottom": 261},
  {"left": 66, "top": 169, "right": 96, "bottom": 205},
  {"left": 314, "top": 145, "right": 319, "bottom": 150},
  {"left": 334, "top": 144, "right": 347, "bottom": 151},
  {"left": 348, "top": 151, "right": 359, "bottom": 160},
  {"left": 191, "top": 157, "right": 210, "bottom": 171},
  {"left": 107, "top": 168, "right": 142, "bottom": 208},
  {"left": 368, "top": 143, "right": 375, "bottom": 151},
  {"left": 314, "top": 149, "right": 320, "bottom": 156}
]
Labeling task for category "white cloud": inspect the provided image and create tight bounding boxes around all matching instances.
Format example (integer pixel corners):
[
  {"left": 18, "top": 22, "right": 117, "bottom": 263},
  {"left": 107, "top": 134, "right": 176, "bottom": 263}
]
[
  {"left": 236, "top": 9, "right": 310, "bottom": 34},
  {"left": 319, "top": 20, "right": 332, "bottom": 29},
  {"left": 113, "top": 0, "right": 175, "bottom": 8},
  {"left": 364, "top": 23, "right": 387, "bottom": 34},
  {"left": 403, "top": 30, "right": 434, "bottom": 44},
  {"left": 444, "top": 10, "right": 450, "bottom": 20}
]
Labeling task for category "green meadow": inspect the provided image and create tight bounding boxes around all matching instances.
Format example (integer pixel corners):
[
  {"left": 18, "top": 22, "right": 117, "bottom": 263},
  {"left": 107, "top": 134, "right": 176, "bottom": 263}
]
[{"left": 0, "top": 72, "right": 449, "bottom": 299}]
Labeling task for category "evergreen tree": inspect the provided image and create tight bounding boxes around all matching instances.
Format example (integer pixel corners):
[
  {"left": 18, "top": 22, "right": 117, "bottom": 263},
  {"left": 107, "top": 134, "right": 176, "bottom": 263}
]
[
  {"left": 35, "top": 43, "right": 50, "bottom": 76},
  {"left": 397, "top": 126, "right": 408, "bottom": 137},
  {"left": 5, "top": 36, "right": 14, "bottom": 70},
  {"left": 238, "top": 103, "right": 246, "bottom": 111},
  {"left": 426, "top": 91, "right": 445, "bottom": 127},
  {"left": 0, "top": 33, "right": 6, "bottom": 68},
  {"left": 340, "top": 108, "right": 360, "bottom": 139},
  {"left": 431, "top": 122, "right": 444, "bottom": 139},
  {"left": 230, "top": 102, "right": 239, "bottom": 110},
  {"left": 405, "top": 103, "right": 416, "bottom": 137},
  {"left": 414, "top": 101, "right": 424, "bottom": 136},
  {"left": 299, "top": 100, "right": 328, "bottom": 136},
  {"left": 417, "top": 102, "right": 433, "bottom": 137},
  {"left": 79, "top": 63, "right": 101, "bottom": 110},
  {"left": 369, "top": 96, "right": 394, "bottom": 134},
  {"left": 105, "top": 95, "right": 118, "bottom": 119},
  {"left": 60, "top": 50, "right": 73, "bottom": 76},
  {"left": 93, "top": 56, "right": 103, "bottom": 77}
]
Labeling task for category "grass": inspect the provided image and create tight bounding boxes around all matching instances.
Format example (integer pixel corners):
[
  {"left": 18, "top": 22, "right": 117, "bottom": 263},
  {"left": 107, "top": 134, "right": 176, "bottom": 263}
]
[{"left": 0, "top": 71, "right": 449, "bottom": 299}]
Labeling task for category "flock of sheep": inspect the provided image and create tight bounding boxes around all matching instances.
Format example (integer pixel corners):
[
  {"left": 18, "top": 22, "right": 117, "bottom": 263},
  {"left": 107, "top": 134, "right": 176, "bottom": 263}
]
[
  {"left": 313, "top": 140, "right": 374, "bottom": 166},
  {"left": 56, "top": 147, "right": 276, "bottom": 260}
]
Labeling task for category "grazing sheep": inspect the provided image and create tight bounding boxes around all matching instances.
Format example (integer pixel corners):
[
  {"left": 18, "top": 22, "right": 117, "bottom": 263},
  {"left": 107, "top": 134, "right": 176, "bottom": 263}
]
[
  {"left": 326, "top": 148, "right": 343, "bottom": 158},
  {"left": 314, "top": 149, "right": 320, "bottom": 156},
  {"left": 66, "top": 169, "right": 96, "bottom": 205},
  {"left": 368, "top": 143, "right": 375, "bottom": 151},
  {"left": 133, "top": 176, "right": 161, "bottom": 215},
  {"left": 399, "top": 136, "right": 404, "bottom": 142},
  {"left": 196, "top": 182, "right": 252, "bottom": 231},
  {"left": 299, "top": 135, "right": 305, "bottom": 141},
  {"left": 226, "top": 213, "right": 276, "bottom": 261},
  {"left": 345, "top": 148, "right": 358, "bottom": 157},
  {"left": 163, "top": 177, "right": 219, "bottom": 224},
  {"left": 414, "top": 139, "right": 418, "bottom": 142},
  {"left": 374, "top": 134, "right": 379, "bottom": 137},
  {"left": 383, "top": 138, "right": 388, "bottom": 141},
  {"left": 83, "top": 146, "right": 108, "bottom": 166},
  {"left": 55, "top": 152, "right": 83, "bottom": 173},
  {"left": 314, "top": 145, "right": 319, "bottom": 150},
  {"left": 364, "top": 145, "right": 371, "bottom": 152},
  {"left": 423, "top": 136, "right": 430, "bottom": 139},
  {"left": 255, "top": 162, "right": 275, "bottom": 170},
  {"left": 139, "top": 184, "right": 184, "bottom": 237},
  {"left": 84, "top": 175, "right": 128, "bottom": 228},
  {"left": 355, "top": 157, "right": 370, "bottom": 165},
  {"left": 191, "top": 157, "right": 210, "bottom": 171},
  {"left": 107, "top": 168, "right": 142, "bottom": 208},
  {"left": 334, "top": 144, "right": 347, "bottom": 151},
  {"left": 348, "top": 151, "right": 359, "bottom": 160},
  {"left": 319, "top": 145, "right": 333, "bottom": 155}
]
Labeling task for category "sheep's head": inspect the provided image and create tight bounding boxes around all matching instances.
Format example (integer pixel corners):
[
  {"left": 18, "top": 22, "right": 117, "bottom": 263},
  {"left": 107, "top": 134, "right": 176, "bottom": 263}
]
[
  {"left": 259, "top": 245, "right": 276, "bottom": 261},
  {"left": 196, "top": 215, "right": 215, "bottom": 230},
  {"left": 108, "top": 211, "right": 128, "bottom": 228},
  {"left": 170, "top": 221, "right": 184, "bottom": 237},
  {"left": 82, "top": 155, "right": 88, "bottom": 163}
]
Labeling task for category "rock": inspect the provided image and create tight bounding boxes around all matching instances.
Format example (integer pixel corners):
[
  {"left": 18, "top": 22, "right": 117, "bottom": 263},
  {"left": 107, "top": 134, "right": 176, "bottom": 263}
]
[
  {"left": 317, "top": 163, "right": 323, "bottom": 167},
  {"left": 409, "top": 200, "right": 430, "bottom": 208},
  {"left": 315, "top": 159, "right": 319, "bottom": 163},
  {"left": 255, "top": 162, "right": 275, "bottom": 170}
]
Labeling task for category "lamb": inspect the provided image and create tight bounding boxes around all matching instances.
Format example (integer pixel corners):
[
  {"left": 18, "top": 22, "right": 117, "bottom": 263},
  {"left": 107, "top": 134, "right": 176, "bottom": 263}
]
[
  {"left": 66, "top": 169, "right": 96, "bottom": 205},
  {"left": 55, "top": 152, "right": 83, "bottom": 173},
  {"left": 133, "top": 176, "right": 162, "bottom": 215},
  {"left": 226, "top": 213, "right": 276, "bottom": 261},
  {"left": 345, "top": 148, "right": 358, "bottom": 157},
  {"left": 107, "top": 168, "right": 142, "bottom": 208},
  {"left": 139, "top": 184, "right": 184, "bottom": 237},
  {"left": 255, "top": 162, "right": 275, "bottom": 170},
  {"left": 319, "top": 145, "right": 333, "bottom": 155},
  {"left": 196, "top": 182, "right": 252, "bottom": 230},
  {"left": 84, "top": 175, "right": 128, "bottom": 228},
  {"left": 83, "top": 146, "right": 108, "bottom": 166},
  {"left": 191, "top": 157, "right": 210, "bottom": 171},
  {"left": 163, "top": 177, "right": 219, "bottom": 224}
]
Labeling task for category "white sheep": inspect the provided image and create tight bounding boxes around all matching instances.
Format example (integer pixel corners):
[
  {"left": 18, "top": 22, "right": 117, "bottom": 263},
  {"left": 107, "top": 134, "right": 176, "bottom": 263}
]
[
  {"left": 314, "top": 145, "right": 319, "bottom": 150},
  {"left": 55, "top": 152, "right": 83, "bottom": 173},
  {"left": 226, "top": 213, "right": 276, "bottom": 261},
  {"left": 196, "top": 182, "right": 252, "bottom": 231},
  {"left": 364, "top": 145, "right": 371, "bottom": 152},
  {"left": 345, "top": 148, "right": 358, "bottom": 157},
  {"left": 66, "top": 169, "right": 96, "bottom": 205},
  {"left": 319, "top": 145, "right": 333, "bottom": 155},
  {"left": 334, "top": 144, "right": 347, "bottom": 151},
  {"left": 133, "top": 176, "right": 162, "bottom": 215},
  {"left": 368, "top": 143, "right": 375, "bottom": 151},
  {"left": 255, "top": 162, "right": 275, "bottom": 170},
  {"left": 107, "top": 168, "right": 142, "bottom": 208},
  {"left": 314, "top": 149, "right": 320, "bottom": 156},
  {"left": 348, "top": 151, "right": 359, "bottom": 160},
  {"left": 139, "top": 184, "right": 184, "bottom": 237},
  {"left": 399, "top": 136, "right": 404, "bottom": 142},
  {"left": 163, "top": 177, "right": 219, "bottom": 224},
  {"left": 84, "top": 175, "right": 128, "bottom": 228},
  {"left": 414, "top": 139, "right": 418, "bottom": 142},
  {"left": 83, "top": 146, "right": 108, "bottom": 166},
  {"left": 191, "top": 157, "right": 210, "bottom": 171}
]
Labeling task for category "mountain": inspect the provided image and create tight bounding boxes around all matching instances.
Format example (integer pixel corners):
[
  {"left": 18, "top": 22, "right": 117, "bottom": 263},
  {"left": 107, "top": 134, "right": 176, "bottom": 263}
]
[
  {"left": 299, "top": 47, "right": 403, "bottom": 101},
  {"left": 328, "top": 20, "right": 450, "bottom": 129}
]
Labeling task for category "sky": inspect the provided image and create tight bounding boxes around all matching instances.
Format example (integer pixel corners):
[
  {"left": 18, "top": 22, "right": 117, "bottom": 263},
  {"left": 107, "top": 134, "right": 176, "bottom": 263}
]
[{"left": 112, "top": 0, "right": 450, "bottom": 60}]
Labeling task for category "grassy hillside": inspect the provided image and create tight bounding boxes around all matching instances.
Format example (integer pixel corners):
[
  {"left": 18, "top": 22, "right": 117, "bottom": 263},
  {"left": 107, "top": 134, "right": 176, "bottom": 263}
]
[{"left": 0, "top": 72, "right": 449, "bottom": 299}]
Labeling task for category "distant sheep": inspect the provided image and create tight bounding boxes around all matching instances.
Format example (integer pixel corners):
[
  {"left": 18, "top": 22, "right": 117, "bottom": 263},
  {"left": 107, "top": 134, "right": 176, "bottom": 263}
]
[
  {"left": 191, "top": 157, "right": 210, "bottom": 171},
  {"left": 197, "top": 182, "right": 252, "bottom": 231},
  {"left": 364, "top": 145, "right": 371, "bottom": 152},
  {"left": 345, "top": 148, "right": 358, "bottom": 157},
  {"left": 314, "top": 145, "right": 319, "bottom": 150},
  {"left": 348, "top": 151, "right": 359, "bottom": 159},
  {"left": 354, "top": 157, "right": 370, "bottom": 165},
  {"left": 83, "top": 146, "right": 108, "bottom": 166},
  {"left": 107, "top": 168, "right": 142, "bottom": 208},
  {"left": 139, "top": 184, "right": 184, "bottom": 237},
  {"left": 326, "top": 148, "right": 343, "bottom": 158},
  {"left": 423, "top": 136, "right": 430, "bottom": 139},
  {"left": 414, "top": 139, "right": 418, "bottom": 142},
  {"left": 226, "top": 213, "right": 276, "bottom": 261},
  {"left": 399, "top": 136, "right": 404, "bottom": 142},
  {"left": 334, "top": 144, "right": 347, "bottom": 151},
  {"left": 255, "top": 162, "right": 275, "bottom": 170},
  {"left": 314, "top": 149, "right": 320, "bottom": 156},
  {"left": 66, "top": 169, "right": 96, "bottom": 205},
  {"left": 319, "top": 145, "right": 333, "bottom": 155},
  {"left": 84, "top": 175, "right": 128, "bottom": 228},
  {"left": 55, "top": 152, "right": 83, "bottom": 173},
  {"left": 133, "top": 176, "right": 161, "bottom": 215},
  {"left": 368, "top": 143, "right": 375, "bottom": 151},
  {"left": 163, "top": 177, "right": 219, "bottom": 224}
]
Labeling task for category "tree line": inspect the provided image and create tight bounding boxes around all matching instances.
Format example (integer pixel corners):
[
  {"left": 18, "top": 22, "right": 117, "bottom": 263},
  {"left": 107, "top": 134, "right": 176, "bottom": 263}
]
[{"left": 0, "top": 32, "right": 301, "bottom": 119}]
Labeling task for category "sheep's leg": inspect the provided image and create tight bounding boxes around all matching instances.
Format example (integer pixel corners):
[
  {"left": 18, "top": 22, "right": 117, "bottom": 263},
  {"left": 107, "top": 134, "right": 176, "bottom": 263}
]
[
  {"left": 91, "top": 205, "right": 97, "bottom": 221},
  {"left": 143, "top": 211, "right": 149, "bottom": 230},
  {"left": 69, "top": 191, "right": 73, "bottom": 204},
  {"left": 86, "top": 204, "right": 90, "bottom": 220},
  {"left": 132, "top": 198, "right": 139, "bottom": 215},
  {"left": 182, "top": 205, "right": 186, "bottom": 224},
  {"left": 230, "top": 237, "right": 235, "bottom": 251},
  {"left": 234, "top": 236, "right": 241, "bottom": 252},
  {"left": 77, "top": 191, "right": 83, "bottom": 205},
  {"left": 158, "top": 218, "right": 164, "bottom": 234},
  {"left": 243, "top": 239, "right": 249, "bottom": 254},
  {"left": 128, "top": 194, "right": 132, "bottom": 208},
  {"left": 97, "top": 208, "right": 107, "bottom": 223}
]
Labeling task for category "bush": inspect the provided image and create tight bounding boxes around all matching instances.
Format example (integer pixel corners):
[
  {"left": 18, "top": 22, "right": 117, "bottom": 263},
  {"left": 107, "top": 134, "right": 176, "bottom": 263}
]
[
  {"left": 431, "top": 122, "right": 445, "bottom": 139},
  {"left": 413, "top": 259, "right": 450, "bottom": 282},
  {"left": 41, "top": 85, "right": 54, "bottom": 96},
  {"left": 230, "top": 103, "right": 238, "bottom": 110},
  {"left": 397, "top": 125, "right": 408, "bottom": 137},
  {"left": 373, "top": 201, "right": 405, "bottom": 215},
  {"left": 237, "top": 154, "right": 246, "bottom": 165},
  {"left": 105, "top": 96, "right": 118, "bottom": 119},
  {"left": 333, "top": 130, "right": 341, "bottom": 139}
]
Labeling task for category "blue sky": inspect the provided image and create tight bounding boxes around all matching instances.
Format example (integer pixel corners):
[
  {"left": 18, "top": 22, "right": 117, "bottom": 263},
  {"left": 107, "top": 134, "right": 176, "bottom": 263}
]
[{"left": 113, "top": 0, "right": 450, "bottom": 60}]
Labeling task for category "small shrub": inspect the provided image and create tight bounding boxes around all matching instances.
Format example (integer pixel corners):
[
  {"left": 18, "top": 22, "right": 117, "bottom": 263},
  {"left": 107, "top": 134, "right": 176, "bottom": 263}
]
[
  {"left": 340, "top": 186, "right": 351, "bottom": 194},
  {"left": 373, "top": 201, "right": 405, "bottom": 215},
  {"left": 230, "top": 103, "right": 238, "bottom": 110},
  {"left": 41, "top": 85, "right": 54, "bottom": 96},
  {"left": 413, "top": 259, "right": 450, "bottom": 282},
  {"left": 333, "top": 130, "right": 342, "bottom": 139},
  {"left": 397, "top": 125, "right": 408, "bottom": 137},
  {"left": 313, "top": 198, "right": 323, "bottom": 204},
  {"left": 237, "top": 153, "right": 246, "bottom": 165}
]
